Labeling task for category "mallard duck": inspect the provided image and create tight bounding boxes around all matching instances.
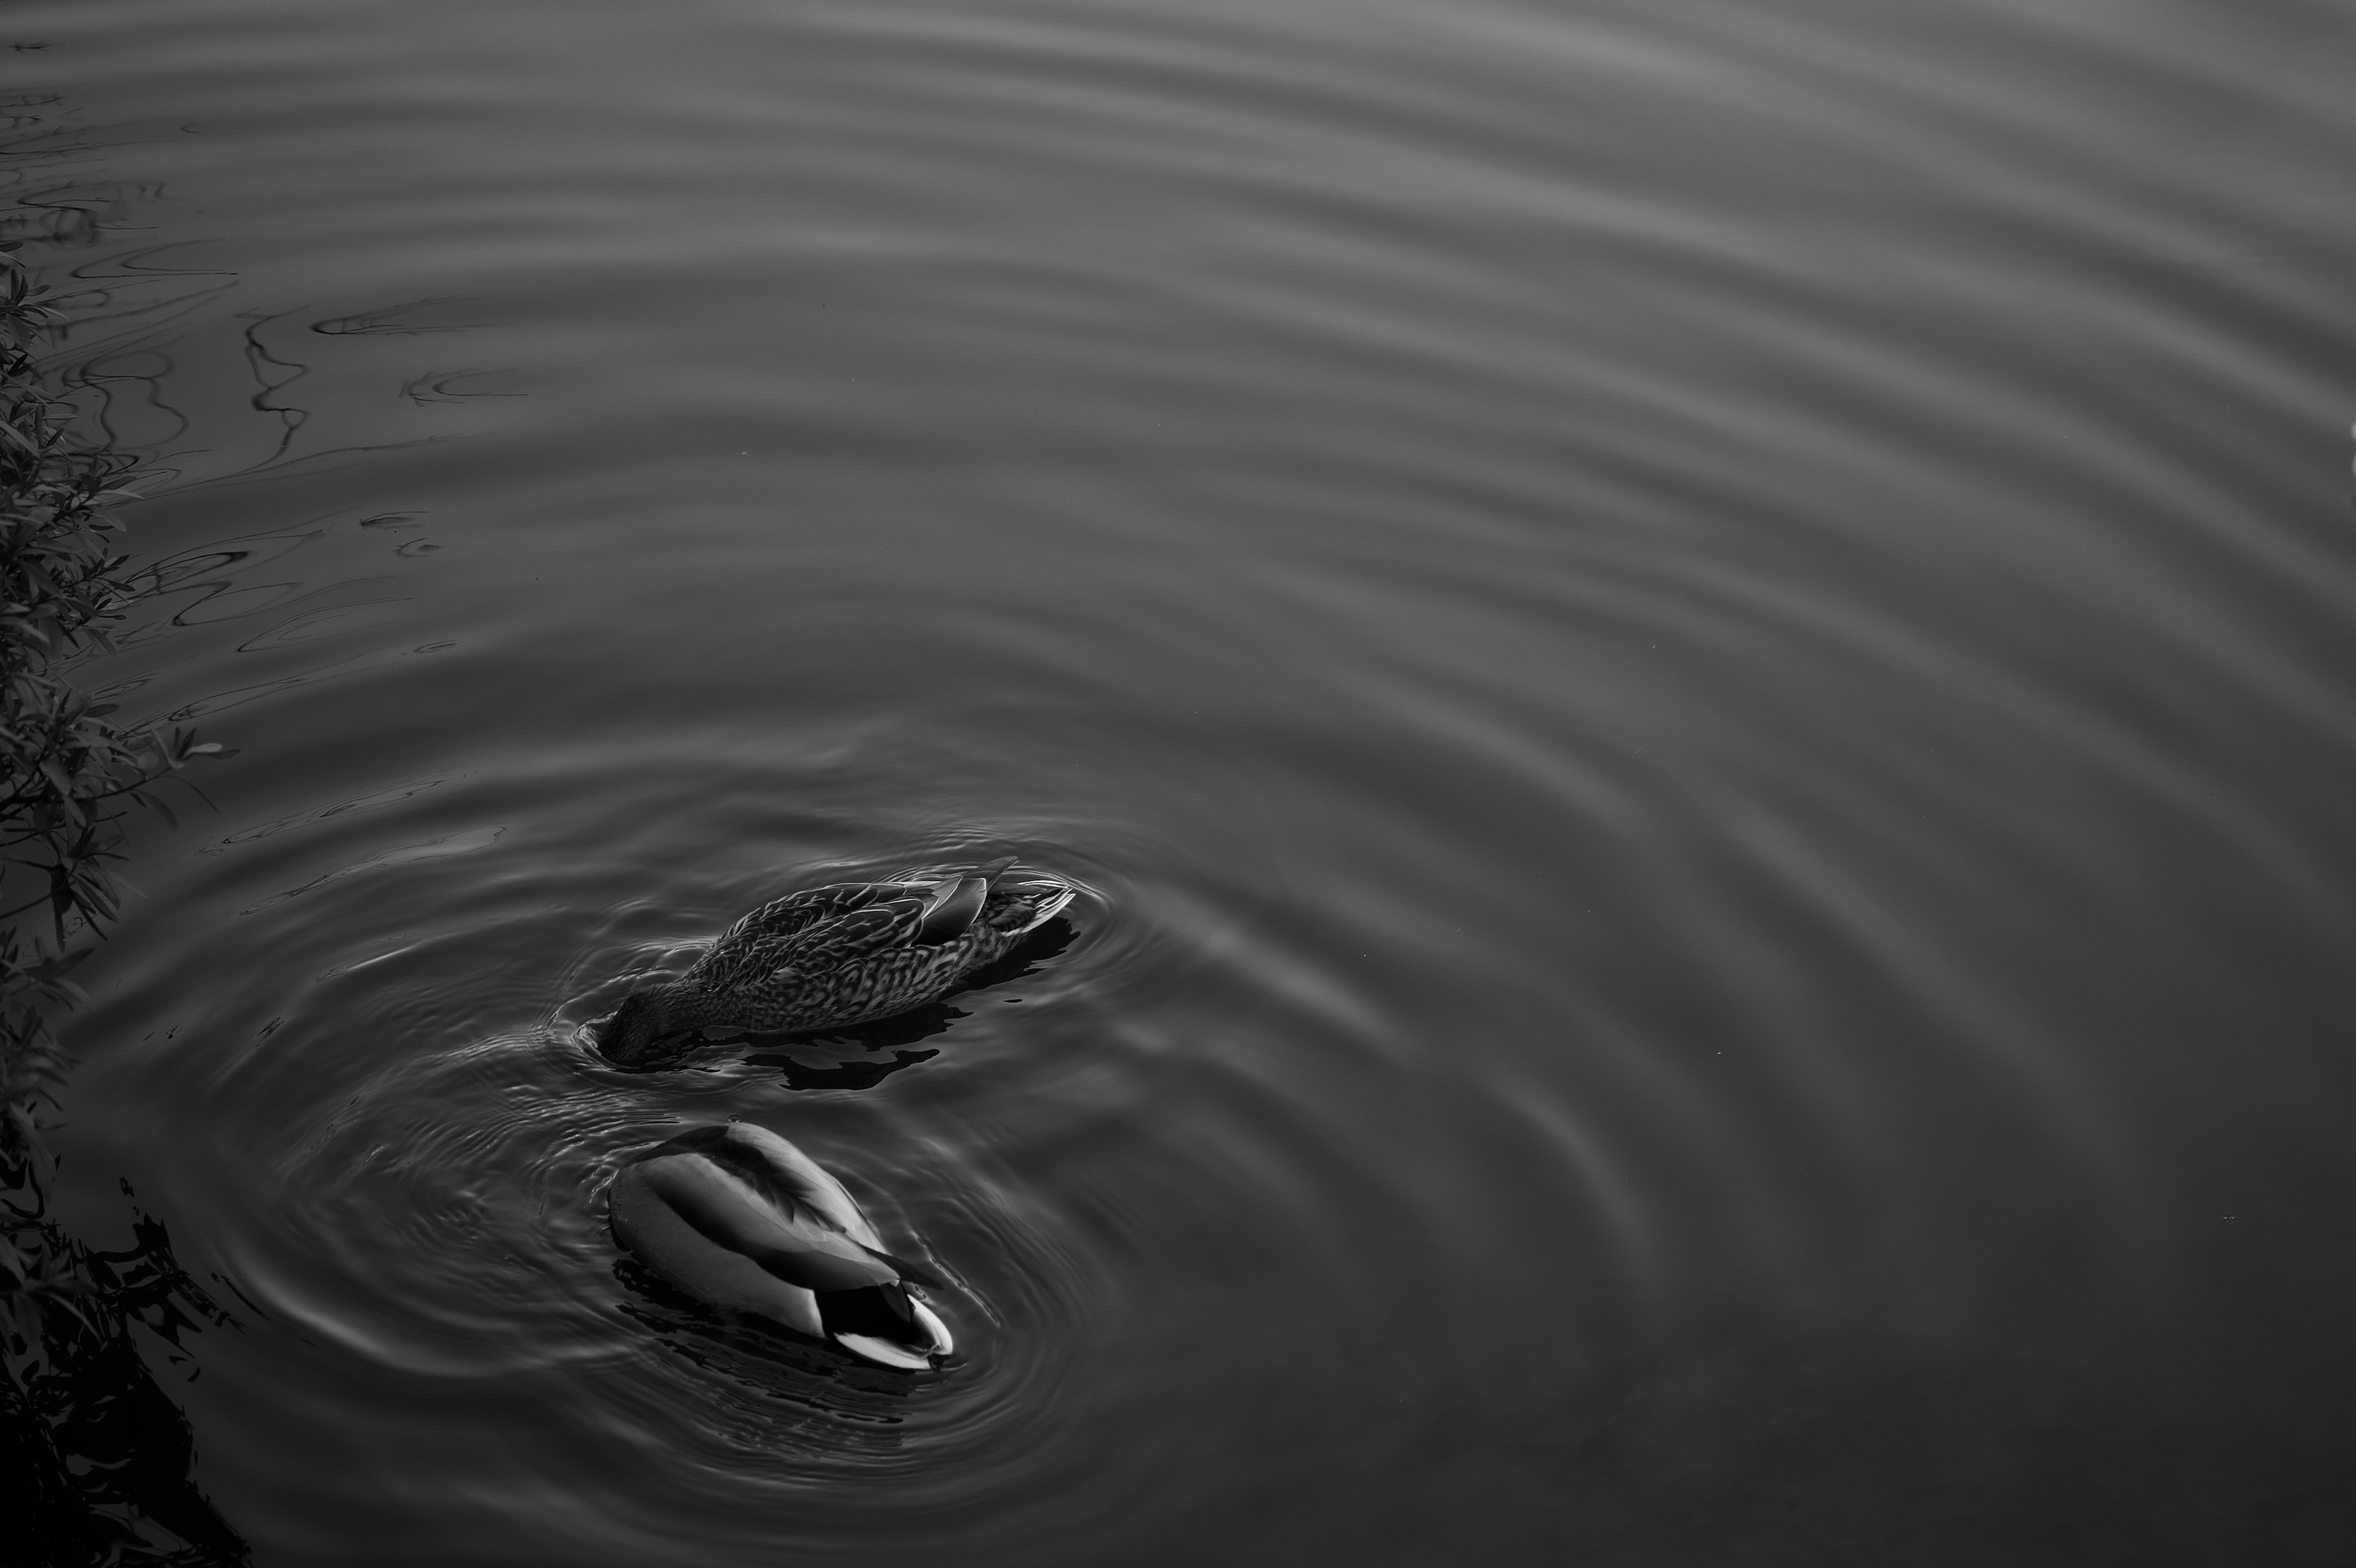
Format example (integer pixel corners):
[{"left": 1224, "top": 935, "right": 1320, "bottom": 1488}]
[
  {"left": 595, "top": 856, "right": 1077, "bottom": 1066},
  {"left": 608, "top": 1121, "right": 954, "bottom": 1370}
]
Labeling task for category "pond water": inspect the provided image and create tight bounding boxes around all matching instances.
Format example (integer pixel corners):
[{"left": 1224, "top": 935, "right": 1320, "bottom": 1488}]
[{"left": 15, "top": 0, "right": 2356, "bottom": 1560}]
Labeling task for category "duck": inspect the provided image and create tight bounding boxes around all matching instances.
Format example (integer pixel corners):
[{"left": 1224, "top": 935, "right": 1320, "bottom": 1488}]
[
  {"left": 607, "top": 1121, "right": 955, "bottom": 1370},
  {"left": 595, "top": 855, "right": 1077, "bottom": 1067}
]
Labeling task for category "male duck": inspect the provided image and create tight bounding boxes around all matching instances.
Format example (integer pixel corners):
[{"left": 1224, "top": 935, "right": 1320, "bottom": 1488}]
[
  {"left": 608, "top": 1121, "right": 954, "bottom": 1370},
  {"left": 596, "top": 856, "right": 1077, "bottom": 1066}
]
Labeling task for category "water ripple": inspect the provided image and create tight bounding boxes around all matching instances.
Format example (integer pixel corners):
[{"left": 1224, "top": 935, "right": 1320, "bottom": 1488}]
[{"left": 26, "top": 0, "right": 2356, "bottom": 1558}]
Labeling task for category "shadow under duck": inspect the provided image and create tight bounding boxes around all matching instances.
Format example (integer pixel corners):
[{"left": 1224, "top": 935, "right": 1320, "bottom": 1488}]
[
  {"left": 596, "top": 856, "right": 1076, "bottom": 1066},
  {"left": 608, "top": 1121, "right": 953, "bottom": 1370}
]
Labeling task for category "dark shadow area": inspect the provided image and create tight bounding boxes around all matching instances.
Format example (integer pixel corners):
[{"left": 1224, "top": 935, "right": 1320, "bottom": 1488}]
[
  {"left": 733, "top": 1046, "right": 945, "bottom": 1094},
  {"left": 1, "top": 1165, "right": 248, "bottom": 1567},
  {"left": 5, "top": 96, "right": 255, "bottom": 1568}
]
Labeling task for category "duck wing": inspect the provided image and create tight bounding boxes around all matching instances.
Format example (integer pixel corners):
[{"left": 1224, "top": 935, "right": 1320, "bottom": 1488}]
[
  {"left": 640, "top": 1124, "right": 945, "bottom": 1286},
  {"left": 914, "top": 876, "right": 990, "bottom": 944},
  {"left": 721, "top": 880, "right": 922, "bottom": 947},
  {"left": 638, "top": 1155, "right": 900, "bottom": 1294},
  {"left": 907, "top": 859, "right": 1052, "bottom": 943},
  {"left": 713, "top": 861, "right": 1013, "bottom": 951},
  {"left": 761, "top": 897, "right": 930, "bottom": 976},
  {"left": 696, "top": 885, "right": 929, "bottom": 988}
]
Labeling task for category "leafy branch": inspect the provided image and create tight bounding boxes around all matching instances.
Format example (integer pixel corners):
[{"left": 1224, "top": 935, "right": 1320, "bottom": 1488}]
[{"left": 1, "top": 236, "right": 226, "bottom": 1324}]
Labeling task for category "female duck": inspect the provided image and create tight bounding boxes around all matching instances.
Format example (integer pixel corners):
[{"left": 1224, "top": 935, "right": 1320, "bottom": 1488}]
[
  {"left": 608, "top": 1121, "right": 953, "bottom": 1370},
  {"left": 596, "top": 856, "right": 1076, "bottom": 1066}
]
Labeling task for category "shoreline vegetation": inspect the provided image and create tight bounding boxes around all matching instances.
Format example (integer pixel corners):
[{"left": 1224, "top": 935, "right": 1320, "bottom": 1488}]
[
  {"left": 2, "top": 232, "right": 248, "bottom": 1563},
  {"left": 1, "top": 237, "right": 221, "bottom": 1145}
]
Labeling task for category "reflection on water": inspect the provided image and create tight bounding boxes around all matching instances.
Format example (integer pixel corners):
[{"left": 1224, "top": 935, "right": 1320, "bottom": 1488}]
[
  {"left": 12, "top": 0, "right": 2356, "bottom": 1560},
  {"left": 239, "top": 826, "right": 505, "bottom": 915}
]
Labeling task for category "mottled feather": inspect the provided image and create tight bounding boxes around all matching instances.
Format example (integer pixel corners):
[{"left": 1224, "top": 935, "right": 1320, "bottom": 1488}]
[{"left": 595, "top": 859, "right": 1078, "bottom": 1065}]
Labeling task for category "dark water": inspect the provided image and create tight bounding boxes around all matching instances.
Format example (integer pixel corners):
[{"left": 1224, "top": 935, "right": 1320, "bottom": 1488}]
[{"left": 15, "top": 0, "right": 2356, "bottom": 1559}]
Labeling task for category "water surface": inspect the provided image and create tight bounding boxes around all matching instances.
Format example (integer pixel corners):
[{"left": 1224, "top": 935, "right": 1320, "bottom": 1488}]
[{"left": 15, "top": 0, "right": 2356, "bottom": 1560}]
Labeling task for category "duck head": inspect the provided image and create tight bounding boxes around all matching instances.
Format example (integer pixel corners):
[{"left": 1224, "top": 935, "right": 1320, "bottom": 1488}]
[{"left": 596, "top": 985, "right": 690, "bottom": 1066}]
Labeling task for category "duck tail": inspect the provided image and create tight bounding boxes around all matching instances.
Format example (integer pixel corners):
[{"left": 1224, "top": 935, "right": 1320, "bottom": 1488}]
[
  {"left": 1006, "top": 878, "right": 1077, "bottom": 933},
  {"left": 821, "top": 1282, "right": 953, "bottom": 1369}
]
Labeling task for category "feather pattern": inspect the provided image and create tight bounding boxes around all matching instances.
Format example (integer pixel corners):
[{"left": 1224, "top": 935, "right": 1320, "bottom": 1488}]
[
  {"left": 596, "top": 857, "right": 1077, "bottom": 1066},
  {"left": 608, "top": 1122, "right": 953, "bottom": 1369}
]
